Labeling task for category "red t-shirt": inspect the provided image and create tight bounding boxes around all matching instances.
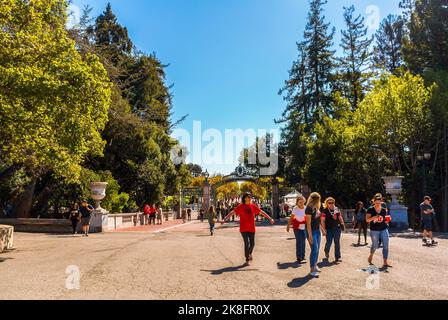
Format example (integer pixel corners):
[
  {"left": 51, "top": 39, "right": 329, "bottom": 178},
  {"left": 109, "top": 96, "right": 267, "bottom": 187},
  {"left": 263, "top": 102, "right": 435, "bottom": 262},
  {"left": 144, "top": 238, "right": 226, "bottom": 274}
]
[
  {"left": 149, "top": 207, "right": 156, "bottom": 216},
  {"left": 144, "top": 205, "right": 150, "bottom": 215},
  {"left": 234, "top": 203, "right": 261, "bottom": 233}
]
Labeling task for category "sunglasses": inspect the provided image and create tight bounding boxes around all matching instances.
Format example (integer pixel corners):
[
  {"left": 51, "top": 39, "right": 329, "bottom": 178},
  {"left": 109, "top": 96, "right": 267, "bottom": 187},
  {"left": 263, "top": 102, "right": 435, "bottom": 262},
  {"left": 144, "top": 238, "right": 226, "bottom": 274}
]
[{"left": 328, "top": 202, "right": 335, "bottom": 205}]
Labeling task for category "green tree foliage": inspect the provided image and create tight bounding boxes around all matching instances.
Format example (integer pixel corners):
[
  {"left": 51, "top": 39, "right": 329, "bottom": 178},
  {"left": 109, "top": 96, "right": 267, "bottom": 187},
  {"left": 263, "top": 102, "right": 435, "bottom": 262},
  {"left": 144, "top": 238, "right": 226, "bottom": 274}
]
[
  {"left": 372, "top": 14, "right": 405, "bottom": 73},
  {"left": 337, "top": 5, "right": 374, "bottom": 111},
  {"left": 81, "top": 4, "right": 189, "bottom": 209},
  {"left": 0, "top": 0, "right": 111, "bottom": 217},
  {"left": 303, "top": 73, "right": 434, "bottom": 210},
  {"left": 278, "top": 0, "right": 336, "bottom": 185},
  {"left": 401, "top": 0, "right": 448, "bottom": 73}
]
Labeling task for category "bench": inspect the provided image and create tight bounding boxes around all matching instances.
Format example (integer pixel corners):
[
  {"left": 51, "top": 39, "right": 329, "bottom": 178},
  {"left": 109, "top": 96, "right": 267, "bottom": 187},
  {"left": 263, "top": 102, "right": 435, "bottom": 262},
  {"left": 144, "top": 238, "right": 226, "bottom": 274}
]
[{"left": 0, "top": 225, "right": 14, "bottom": 252}]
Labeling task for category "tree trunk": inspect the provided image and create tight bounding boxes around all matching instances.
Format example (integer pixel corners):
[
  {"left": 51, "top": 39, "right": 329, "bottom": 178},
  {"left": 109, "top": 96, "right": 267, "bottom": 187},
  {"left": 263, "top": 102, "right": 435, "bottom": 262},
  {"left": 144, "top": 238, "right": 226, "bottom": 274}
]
[
  {"left": 13, "top": 177, "right": 37, "bottom": 218},
  {"left": 410, "top": 172, "right": 417, "bottom": 230},
  {"left": 444, "top": 120, "right": 448, "bottom": 232}
]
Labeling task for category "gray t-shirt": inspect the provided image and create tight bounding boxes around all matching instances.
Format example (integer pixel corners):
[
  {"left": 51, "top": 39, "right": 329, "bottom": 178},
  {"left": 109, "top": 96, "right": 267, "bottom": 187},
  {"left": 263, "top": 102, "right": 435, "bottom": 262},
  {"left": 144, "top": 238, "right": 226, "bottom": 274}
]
[{"left": 420, "top": 203, "right": 434, "bottom": 216}]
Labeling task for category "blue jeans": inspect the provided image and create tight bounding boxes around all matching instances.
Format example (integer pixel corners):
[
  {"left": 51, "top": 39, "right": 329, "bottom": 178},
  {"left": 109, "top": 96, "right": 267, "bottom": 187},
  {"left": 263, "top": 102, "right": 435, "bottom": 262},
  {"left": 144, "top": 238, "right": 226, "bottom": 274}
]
[
  {"left": 370, "top": 229, "right": 390, "bottom": 260},
  {"left": 293, "top": 229, "right": 306, "bottom": 261},
  {"left": 209, "top": 221, "right": 215, "bottom": 233},
  {"left": 324, "top": 227, "right": 342, "bottom": 260},
  {"left": 309, "top": 229, "right": 321, "bottom": 268}
]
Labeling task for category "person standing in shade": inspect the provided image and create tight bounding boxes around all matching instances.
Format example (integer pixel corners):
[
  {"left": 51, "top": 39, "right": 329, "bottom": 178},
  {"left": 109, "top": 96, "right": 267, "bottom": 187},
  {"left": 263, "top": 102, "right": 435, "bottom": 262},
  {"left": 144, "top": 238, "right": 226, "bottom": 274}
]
[
  {"left": 286, "top": 195, "right": 307, "bottom": 264},
  {"left": 79, "top": 200, "right": 94, "bottom": 237},
  {"left": 156, "top": 204, "right": 163, "bottom": 225},
  {"left": 164, "top": 206, "right": 169, "bottom": 221},
  {"left": 143, "top": 203, "right": 150, "bottom": 225},
  {"left": 149, "top": 204, "right": 156, "bottom": 225},
  {"left": 69, "top": 203, "right": 81, "bottom": 236},
  {"left": 207, "top": 205, "right": 217, "bottom": 236},
  {"left": 187, "top": 207, "right": 192, "bottom": 222},
  {"left": 420, "top": 196, "right": 438, "bottom": 245},
  {"left": 353, "top": 201, "right": 368, "bottom": 246},
  {"left": 222, "top": 193, "right": 274, "bottom": 266},
  {"left": 321, "top": 197, "right": 345, "bottom": 263},
  {"left": 305, "top": 192, "right": 323, "bottom": 278},
  {"left": 367, "top": 195, "right": 392, "bottom": 268},
  {"left": 199, "top": 208, "right": 205, "bottom": 222}
]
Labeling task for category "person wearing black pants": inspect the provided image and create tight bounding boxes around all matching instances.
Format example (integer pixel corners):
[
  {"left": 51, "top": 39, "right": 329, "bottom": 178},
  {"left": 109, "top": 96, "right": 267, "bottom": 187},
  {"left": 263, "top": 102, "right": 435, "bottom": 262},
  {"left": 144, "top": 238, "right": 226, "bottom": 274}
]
[
  {"left": 222, "top": 193, "right": 274, "bottom": 266},
  {"left": 354, "top": 202, "right": 368, "bottom": 246},
  {"left": 322, "top": 197, "right": 345, "bottom": 263},
  {"left": 69, "top": 204, "right": 81, "bottom": 236},
  {"left": 241, "top": 232, "right": 256, "bottom": 261}
]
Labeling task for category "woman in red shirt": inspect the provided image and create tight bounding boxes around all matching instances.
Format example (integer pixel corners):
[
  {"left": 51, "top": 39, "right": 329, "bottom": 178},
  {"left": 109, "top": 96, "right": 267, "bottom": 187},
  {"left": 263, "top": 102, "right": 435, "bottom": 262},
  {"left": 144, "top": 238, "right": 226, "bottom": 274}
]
[
  {"left": 149, "top": 204, "right": 156, "bottom": 225},
  {"left": 222, "top": 193, "right": 274, "bottom": 266}
]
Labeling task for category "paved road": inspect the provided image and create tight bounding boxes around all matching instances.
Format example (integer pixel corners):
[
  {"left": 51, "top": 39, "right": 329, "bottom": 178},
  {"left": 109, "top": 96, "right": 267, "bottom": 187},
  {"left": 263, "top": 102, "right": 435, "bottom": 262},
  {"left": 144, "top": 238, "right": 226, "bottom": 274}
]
[{"left": 1, "top": 221, "right": 447, "bottom": 300}]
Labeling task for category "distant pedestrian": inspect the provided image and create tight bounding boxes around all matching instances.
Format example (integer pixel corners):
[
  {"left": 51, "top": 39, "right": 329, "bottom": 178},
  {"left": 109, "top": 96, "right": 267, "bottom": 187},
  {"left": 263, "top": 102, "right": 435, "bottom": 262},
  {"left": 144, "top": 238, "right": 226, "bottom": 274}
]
[
  {"left": 367, "top": 194, "right": 392, "bottom": 268},
  {"left": 199, "top": 208, "right": 205, "bottom": 222},
  {"left": 305, "top": 192, "right": 323, "bottom": 278},
  {"left": 321, "top": 197, "right": 345, "bottom": 263},
  {"left": 182, "top": 208, "right": 187, "bottom": 223},
  {"left": 286, "top": 195, "right": 307, "bottom": 264},
  {"left": 187, "top": 207, "right": 192, "bottom": 221},
  {"left": 79, "top": 200, "right": 94, "bottom": 237},
  {"left": 156, "top": 204, "right": 163, "bottom": 225},
  {"left": 353, "top": 201, "right": 368, "bottom": 246},
  {"left": 143, "top": 203, "right": 150, "bottom": 225},
  {"left": 207, "top": 205, "right": 217, "bottom": 236},
  {"left": 164, "top": 208, "right": 169, "bottom": 221},
  {"left": 222, "top": 193, "right": 274, "bottom": 266},
  {"left": 69, "top": 203, "right": 81, "bottom": 236},
  {"left": 149, "top": 204, "right": 156, "bottom": 225},
  {"left": 420, "top": 196, "right": 438, "bottom": 246}
]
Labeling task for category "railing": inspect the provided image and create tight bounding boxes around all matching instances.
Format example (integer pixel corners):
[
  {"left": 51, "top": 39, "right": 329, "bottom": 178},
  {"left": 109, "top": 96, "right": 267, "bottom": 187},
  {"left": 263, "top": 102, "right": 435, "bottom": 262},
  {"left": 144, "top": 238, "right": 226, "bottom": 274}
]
[{"left": 107, "top": 211, "right": 178, "bottom": 230}]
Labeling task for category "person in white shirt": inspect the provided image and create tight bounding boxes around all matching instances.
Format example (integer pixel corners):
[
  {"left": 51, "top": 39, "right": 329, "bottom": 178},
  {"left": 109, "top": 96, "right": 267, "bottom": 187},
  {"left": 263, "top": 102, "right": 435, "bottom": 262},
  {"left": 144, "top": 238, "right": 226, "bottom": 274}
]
[{"left": 286, "top": 195, "right": 308, "bottom": 264}]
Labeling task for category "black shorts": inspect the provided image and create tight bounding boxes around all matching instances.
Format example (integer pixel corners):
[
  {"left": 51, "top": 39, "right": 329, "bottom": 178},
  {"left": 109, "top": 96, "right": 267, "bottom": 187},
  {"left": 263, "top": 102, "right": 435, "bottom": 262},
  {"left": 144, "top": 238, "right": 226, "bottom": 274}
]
[
  {"left": 81, "top": 216, "right": 91, "bottom": 226},
  {"left": 422, "top": 215, "right": 433, "bottom": 231}
]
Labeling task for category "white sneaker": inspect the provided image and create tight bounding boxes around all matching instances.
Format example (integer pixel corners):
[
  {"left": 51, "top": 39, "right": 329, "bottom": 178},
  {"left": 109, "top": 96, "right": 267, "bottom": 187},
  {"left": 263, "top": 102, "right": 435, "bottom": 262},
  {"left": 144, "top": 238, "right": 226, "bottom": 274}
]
[
  {"left": 316, "top": 266, "right": 322, "bottom": 272},
  {"left": 310, "top": 272, "right": 319, "bottom": 278}
]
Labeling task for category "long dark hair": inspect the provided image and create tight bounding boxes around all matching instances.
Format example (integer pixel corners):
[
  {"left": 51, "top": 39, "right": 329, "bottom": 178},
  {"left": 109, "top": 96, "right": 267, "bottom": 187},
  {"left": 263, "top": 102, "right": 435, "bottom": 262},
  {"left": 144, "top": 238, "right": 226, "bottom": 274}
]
[
  {"left": 355, "top": 201, "right": 364, "bottom": 214},
  {"left": 241, "top": 193, "right": 252, "bottom": 204}
]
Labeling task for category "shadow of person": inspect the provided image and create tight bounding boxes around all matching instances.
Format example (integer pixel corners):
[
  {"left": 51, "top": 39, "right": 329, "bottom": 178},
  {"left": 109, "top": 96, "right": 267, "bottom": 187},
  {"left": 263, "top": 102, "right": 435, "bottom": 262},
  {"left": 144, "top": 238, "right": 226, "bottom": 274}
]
[
  {"left": 0, "top": 257, "right": 14, "bottom": 263},
  {"left": 201, "top": 265, "right": 258, "bottom": 275},
  {"left": 317, "top": 259, "right": 337, "bottom": 269},
  {"left": 277, "top": 261, "right": 301, "bottom": 270},
  {"left": 287, "top": 274, "right": 314, "bottom": 288}
]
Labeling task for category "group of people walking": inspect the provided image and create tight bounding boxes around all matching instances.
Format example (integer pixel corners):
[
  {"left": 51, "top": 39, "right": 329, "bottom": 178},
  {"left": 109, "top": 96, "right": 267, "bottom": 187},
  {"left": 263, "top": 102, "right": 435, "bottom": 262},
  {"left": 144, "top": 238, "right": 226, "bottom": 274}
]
[
  {"left": 285, "top": 193, "right": 349, "bottom": 277},
  {"left": 210, "top": 191, "right": 399, "bottom": 278},
  {"left": 69, "top": 200, "right": 94, "bottom": 237}
]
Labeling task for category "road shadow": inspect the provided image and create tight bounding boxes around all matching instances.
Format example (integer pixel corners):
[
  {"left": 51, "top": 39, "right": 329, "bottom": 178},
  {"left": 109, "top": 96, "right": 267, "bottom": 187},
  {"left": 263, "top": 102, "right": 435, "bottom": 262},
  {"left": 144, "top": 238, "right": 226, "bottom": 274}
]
[
  {"left": 287, "top": 275, "right": 314, "bottom": 288},
  {"left": 201, "top": 265, "right": 259, "bottom": 275},
  {"left": 286, "top": 238, "right": 295, "bottom": 241},
  {"left": 196, "top": 234, "right": 212, "bottom": 237},
  {"left": 277, "top": 261, "right": 301, "bottom": 270},
  {"left": 317, "top": 259, "right": 338, "bottom": 269},
  {"left": 0, "top": 257, "right": 14, "bottom": 263},
  {"left": 351, "top": 243, "right": 369, "bottom": 247}
]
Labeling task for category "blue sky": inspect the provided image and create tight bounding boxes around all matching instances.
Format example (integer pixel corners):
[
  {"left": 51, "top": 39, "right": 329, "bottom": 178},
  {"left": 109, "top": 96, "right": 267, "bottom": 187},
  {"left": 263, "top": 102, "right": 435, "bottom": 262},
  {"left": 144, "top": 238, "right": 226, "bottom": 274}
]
[{"left": 70, "top": 0, "right": 403, "bottom": 174}]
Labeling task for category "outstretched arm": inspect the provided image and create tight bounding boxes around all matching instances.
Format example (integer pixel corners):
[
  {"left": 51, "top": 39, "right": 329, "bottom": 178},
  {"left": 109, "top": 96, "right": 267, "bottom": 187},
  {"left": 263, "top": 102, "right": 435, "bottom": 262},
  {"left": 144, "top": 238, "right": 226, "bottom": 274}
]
[
  {"left": 260, "top": 210, "right": 274, "bottom": 224},
  {"left": 222, "top": 210, "right": 236, "bottom": 223}
]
